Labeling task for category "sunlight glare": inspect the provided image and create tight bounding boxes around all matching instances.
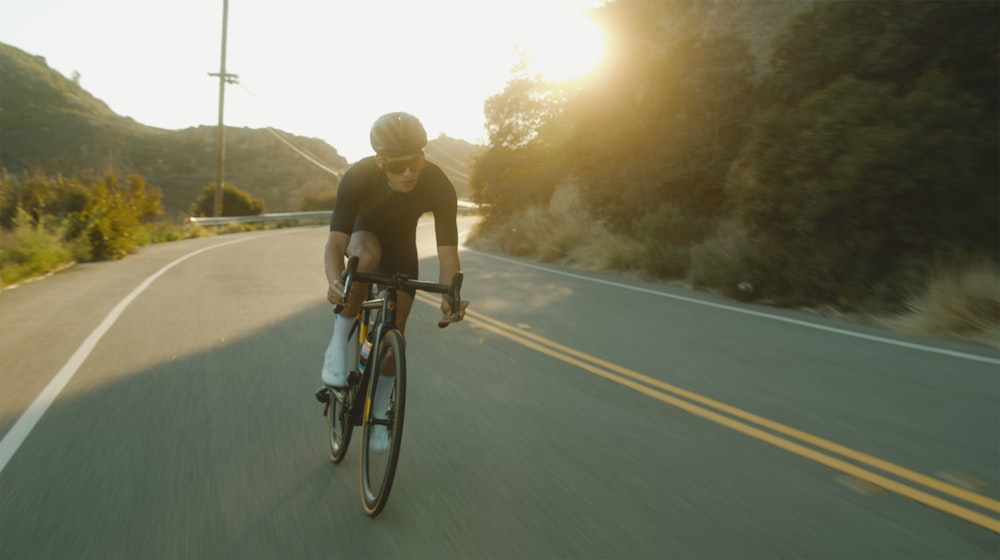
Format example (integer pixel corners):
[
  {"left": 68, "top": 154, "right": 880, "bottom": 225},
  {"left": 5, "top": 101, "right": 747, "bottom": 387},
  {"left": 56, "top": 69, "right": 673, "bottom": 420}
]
[{"left": 517, "top": 6, "right": 605, "bottom": 82}]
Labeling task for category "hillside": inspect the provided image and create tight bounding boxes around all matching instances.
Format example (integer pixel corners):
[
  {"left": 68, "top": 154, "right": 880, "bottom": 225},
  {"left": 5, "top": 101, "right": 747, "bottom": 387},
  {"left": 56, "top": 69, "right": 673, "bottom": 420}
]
[
  {"left": 424, "top": 134, "right": 481, "bottom": 199},
  {"left": 0, "top": 43, "right": 472, "bottom": 217},
  {"left": 0, "top": 42, "right": 352, "bottom": 216}
]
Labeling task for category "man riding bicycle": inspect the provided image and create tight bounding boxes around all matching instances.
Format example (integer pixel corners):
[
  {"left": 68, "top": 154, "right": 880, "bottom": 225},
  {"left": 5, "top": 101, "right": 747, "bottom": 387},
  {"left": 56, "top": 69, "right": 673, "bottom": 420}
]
[{"left": 321, "top": 112, "right": 468, "bottom": 392}]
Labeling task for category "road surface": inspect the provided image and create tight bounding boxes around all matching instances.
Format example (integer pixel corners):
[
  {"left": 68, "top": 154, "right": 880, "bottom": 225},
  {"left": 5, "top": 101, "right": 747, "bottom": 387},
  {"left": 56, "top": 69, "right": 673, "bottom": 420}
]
[{"left": 1, "top": 217, "right": 998, "bottom": 558}]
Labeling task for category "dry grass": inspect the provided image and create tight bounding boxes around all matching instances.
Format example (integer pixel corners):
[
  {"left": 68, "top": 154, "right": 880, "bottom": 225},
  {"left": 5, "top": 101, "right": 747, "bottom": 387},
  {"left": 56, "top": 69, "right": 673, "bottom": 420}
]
[
  {"left": 567, "top": 231, "right": 646, "bottom": 273},
  {"left": 883, "top": 261, "right": 1000, "bottom": 347},
  {"left": 466, "top": 191, "right": 645, "bottom": 274}
]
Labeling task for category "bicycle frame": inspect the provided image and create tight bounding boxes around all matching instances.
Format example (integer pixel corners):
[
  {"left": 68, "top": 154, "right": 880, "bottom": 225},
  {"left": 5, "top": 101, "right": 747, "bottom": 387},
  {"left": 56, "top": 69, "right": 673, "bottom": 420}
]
[
  {"left": 326, "top": 255, "right": 462, "bottom": 516},
  {"left": 356, "top": 285, "right": 398, "bottom": 425},
  {"left": 334, "top": 257, "right": 463, "bottom": 426}
]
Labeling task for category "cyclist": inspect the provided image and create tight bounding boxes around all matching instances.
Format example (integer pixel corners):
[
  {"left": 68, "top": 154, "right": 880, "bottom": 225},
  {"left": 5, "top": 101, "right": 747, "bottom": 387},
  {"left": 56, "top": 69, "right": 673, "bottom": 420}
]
[{"left": 321, "top": 112, "right": 468, "bottom": 399}]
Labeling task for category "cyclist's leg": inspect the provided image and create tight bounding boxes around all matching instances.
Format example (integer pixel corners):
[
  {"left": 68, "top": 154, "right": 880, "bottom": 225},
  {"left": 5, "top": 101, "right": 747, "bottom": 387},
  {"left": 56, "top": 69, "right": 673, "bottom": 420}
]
[
  {"left": 377, "top": 238, "right": 418, "bottom": 336},
  {"left": 395, "top": 292, "right": 415, "bottom": 335},
  {"left": 321, "top": 229, "right": 380, "bottom": 387},
  {"left": 371, "top": 291, "right": 411, "bottom": 380},
  {"left": 342, "top": 230, "right": 381, "bottom": 316},
  {"left": 368, "top": 239, "right": 416, "bottom": 423}
]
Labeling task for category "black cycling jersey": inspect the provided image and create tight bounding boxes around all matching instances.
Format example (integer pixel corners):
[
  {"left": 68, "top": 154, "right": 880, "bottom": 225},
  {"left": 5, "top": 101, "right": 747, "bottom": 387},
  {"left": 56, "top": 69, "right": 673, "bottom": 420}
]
[
  {"left": 329, "top": 156, "right": 458, "bottom": 285},
  {"left": 330, "top": 156, "right": 458, "bottom": 244}
]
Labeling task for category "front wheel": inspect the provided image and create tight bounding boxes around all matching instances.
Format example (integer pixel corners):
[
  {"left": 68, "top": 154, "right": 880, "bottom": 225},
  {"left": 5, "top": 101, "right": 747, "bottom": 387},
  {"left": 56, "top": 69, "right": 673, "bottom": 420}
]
[{"left": 360, "top": 329, "right": 406, "bottom": 517}]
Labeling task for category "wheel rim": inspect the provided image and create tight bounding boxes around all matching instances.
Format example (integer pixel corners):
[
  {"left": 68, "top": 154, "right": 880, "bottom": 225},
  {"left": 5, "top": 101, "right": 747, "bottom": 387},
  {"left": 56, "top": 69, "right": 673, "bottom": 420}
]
[
  {"left": 327, "top": 389, "right": 351, "bottom": 463},
  {"left": 327, "top": 322, "right": 360, "bottom": 464},
  {"left": 361, "top": 332, "right": 405, "bottom": 515}
]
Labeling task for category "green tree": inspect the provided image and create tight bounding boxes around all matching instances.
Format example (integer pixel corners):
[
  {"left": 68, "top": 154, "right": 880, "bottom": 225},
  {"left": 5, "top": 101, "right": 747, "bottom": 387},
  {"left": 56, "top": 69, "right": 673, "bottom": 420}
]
[
  {"left": 731, "top": 0, "right": 999, "bottom": 308},
  {"left": 570, "top": 29, "right": 756, "bottom": 232},
  {"left": 469, "top": 145, "right": 564, "bottom": 227},
  {"left": 767, "top": 0, "right": 999, "bottom": 111},
  {"left": 483, "top": 69, "right": 565, "bottom": 151},
  {"left": 471, "top": 59, "right": 571, "bottom": 225},
  {"left": 189, "top": 182, "right": 265, "bottom": 217}
]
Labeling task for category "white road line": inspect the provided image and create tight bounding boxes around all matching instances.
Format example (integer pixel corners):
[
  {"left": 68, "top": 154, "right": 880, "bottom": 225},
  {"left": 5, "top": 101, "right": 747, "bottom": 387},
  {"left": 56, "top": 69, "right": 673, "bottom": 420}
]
[
  {"left": 0, "top": 236, "right": 259, "bottom": 475},
  {"left": 461, "top": 248, "right": 1000, "bottom": 366}
]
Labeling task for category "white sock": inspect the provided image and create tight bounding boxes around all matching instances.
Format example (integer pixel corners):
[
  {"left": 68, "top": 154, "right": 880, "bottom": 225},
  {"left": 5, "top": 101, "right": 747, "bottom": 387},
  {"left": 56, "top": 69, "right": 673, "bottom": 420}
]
[
  {"left": 321, "top": 314, "right": 354, "bottom": 385},
  {"left": 333, "top": 313, "right": 353, "bottom": 346},
  {"left": 373, "top": 374, "right": 394, "bottom": 418}
]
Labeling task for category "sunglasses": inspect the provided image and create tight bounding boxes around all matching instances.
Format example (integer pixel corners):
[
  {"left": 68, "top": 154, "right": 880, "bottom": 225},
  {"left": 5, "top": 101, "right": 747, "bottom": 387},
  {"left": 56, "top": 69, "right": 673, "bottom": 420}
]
[{"left": 383, "top": 154, "right": 425, "bottom": 175}]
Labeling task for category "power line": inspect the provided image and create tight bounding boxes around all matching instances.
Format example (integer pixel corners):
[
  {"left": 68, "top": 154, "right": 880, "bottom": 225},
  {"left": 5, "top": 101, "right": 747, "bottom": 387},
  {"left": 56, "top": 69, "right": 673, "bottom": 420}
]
[
  {"left": 427, "top": 142, "right": 476, "bottom": 182},
  {"left": 234, "top": 81, "right": 343, "bottom": 178},
  {"left": 265, "top": 127, "right": 342, "bottom": 178}
]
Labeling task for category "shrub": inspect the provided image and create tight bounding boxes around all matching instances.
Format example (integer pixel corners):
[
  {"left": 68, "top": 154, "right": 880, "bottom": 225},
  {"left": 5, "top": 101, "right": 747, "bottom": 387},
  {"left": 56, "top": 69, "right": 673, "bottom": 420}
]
[
  {"left": 501, "top": 206, "right": 549, "bottom": 257},
  {"left": 689, "top": 221, "right": 763, "bottom": 300},
  {"left": 189, "top": 182, "right": 265, "bottom": 217},
  {"left": 569, "top": 231, "right": 646, "bottom": 273},
  {"left": 63, "top": 173, "right": 164, "bottom": 260},
  {"left": 300, "top": 190, "right": 336, "bottom": 211},
  {"left": 634, "top": 204, "right": 714, "bottom": 280},
  {"left": 0, "top": 208, "right": 73, "bottom": 285}
]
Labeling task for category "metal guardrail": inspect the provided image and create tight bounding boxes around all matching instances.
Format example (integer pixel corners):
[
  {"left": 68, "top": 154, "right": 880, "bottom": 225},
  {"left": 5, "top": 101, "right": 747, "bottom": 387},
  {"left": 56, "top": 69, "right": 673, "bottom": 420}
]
[
  {"left": 186, "top": 211, "right": 332, "bottom": 226},
  {"left": 186, "top": 201, "right": 479, "bottom": 226}
]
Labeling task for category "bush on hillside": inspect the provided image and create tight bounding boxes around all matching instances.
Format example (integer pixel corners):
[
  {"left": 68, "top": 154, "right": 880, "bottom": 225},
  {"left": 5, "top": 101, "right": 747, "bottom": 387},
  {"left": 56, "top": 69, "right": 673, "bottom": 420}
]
[
  {"left": 300, "top": 190, "right": 336, "bottom": 211},
  {"left": 63, "top": 172, "right": 164, "bottom": 260},
  {"left": 189, "top": 182, "right": 265, "bottom": 217}
]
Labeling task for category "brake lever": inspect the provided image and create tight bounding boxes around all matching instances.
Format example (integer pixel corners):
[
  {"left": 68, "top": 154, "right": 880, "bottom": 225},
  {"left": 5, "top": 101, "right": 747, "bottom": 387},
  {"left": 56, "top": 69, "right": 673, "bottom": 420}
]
[{"left": 333, "top": 255, "right": 359, "bottom": 314}]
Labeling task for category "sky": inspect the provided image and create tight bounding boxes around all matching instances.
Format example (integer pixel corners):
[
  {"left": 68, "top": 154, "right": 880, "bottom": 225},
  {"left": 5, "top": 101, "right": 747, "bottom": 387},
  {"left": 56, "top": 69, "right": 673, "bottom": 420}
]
[{"left": 0, "top": 0, "right": 605, "bottom": 163}]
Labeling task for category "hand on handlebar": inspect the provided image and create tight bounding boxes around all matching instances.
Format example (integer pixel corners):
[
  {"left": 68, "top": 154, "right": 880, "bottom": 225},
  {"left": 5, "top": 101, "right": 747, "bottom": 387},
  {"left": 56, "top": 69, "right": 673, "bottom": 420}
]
[
  {"left": 327, "top": 280, "right": 347, "bottom": 306},
  {"left": 439, "top": 299, "right": 470, "bottom": 326}
]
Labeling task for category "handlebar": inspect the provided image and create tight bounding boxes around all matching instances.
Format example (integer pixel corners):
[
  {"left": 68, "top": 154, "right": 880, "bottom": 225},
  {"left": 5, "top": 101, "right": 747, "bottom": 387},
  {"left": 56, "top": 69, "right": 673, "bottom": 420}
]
[{"left": 334, "top": 255, "right": 464, "bottom": 329}]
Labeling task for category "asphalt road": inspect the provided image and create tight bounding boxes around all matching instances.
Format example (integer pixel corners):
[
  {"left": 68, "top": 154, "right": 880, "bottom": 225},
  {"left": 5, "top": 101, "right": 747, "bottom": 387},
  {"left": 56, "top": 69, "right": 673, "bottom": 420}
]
[{"left": 2, "top": 218, "right": 998, "bottom": 559}]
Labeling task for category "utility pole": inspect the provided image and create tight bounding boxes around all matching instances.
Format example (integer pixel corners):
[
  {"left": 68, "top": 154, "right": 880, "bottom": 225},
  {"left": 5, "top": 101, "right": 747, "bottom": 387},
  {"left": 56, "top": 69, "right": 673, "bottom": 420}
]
[{"left": 208, "top": 0, "right": 238, "bottom": 217}]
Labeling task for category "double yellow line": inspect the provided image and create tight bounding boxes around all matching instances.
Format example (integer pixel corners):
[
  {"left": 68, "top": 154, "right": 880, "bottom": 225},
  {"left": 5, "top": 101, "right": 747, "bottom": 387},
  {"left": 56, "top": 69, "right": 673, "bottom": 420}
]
[{"left": 418, "top": 294, "right": 1000, "bottom": 533}]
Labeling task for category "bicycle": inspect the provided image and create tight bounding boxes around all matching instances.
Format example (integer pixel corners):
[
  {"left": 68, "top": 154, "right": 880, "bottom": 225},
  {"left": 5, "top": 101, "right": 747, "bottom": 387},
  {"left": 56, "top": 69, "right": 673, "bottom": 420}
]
[{"left": 315, "top": 255, "right": 463, "bottom": 517}]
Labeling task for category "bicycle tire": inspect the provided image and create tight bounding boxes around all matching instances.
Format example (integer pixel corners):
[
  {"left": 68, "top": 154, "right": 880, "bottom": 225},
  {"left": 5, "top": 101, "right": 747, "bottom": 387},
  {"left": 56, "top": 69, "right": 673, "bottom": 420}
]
[
  {"left": 327, "top": 319, "right": 361, "bottom": 463},
  {"left": 360, "top": 329, "right": 406, "bottom": 517},
  {"left": 326, "top": 387, "right": 353, "bottom": 463}
]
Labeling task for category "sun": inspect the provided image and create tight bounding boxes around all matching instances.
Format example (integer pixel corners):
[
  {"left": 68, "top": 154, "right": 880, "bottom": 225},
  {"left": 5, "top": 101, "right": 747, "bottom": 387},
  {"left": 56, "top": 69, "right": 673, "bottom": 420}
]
[{"left": 516, "top": 5, "right": 606, "bottom": 82}]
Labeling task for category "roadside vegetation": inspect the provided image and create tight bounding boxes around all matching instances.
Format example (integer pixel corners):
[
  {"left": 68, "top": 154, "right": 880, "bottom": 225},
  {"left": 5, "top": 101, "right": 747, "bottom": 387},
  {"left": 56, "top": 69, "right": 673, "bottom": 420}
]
[
  {"left": 2, "top": 1, "right": 996, "bottom": 347},
  {"left": 467, "top": 0, "right": 998, "bottom": 346},
  {"left": 0, "top": 169, "right": 272, "bottom": 288}
]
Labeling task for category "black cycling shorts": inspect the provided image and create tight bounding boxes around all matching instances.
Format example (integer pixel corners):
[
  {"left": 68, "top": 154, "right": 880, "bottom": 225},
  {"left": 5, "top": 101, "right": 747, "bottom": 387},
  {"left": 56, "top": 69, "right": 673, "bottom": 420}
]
[{"left": 353, "top": 215, "right": 419, "bottom": 296}]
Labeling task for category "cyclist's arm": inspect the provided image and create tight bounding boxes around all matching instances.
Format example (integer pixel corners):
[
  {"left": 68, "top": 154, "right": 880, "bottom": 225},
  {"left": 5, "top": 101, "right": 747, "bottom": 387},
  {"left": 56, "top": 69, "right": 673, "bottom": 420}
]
[
  {"left": 325, "top": 231, "right": 351, "bottom": 305},
  {"left": 437, "top": 245, "right": 461, "bottom": 286},
  {"left": 428, "top": 164, "right": 465, "bottom": 322}
]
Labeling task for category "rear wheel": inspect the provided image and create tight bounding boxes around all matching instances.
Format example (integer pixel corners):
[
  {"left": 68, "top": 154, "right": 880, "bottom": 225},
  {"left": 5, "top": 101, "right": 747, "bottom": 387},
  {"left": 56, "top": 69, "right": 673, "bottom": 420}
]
[
  {"left": 360, "top": 329, "right": 406, "bottom": 517},
  {"left": 326, "top": 387, "right": 353, "bottom": 463}
]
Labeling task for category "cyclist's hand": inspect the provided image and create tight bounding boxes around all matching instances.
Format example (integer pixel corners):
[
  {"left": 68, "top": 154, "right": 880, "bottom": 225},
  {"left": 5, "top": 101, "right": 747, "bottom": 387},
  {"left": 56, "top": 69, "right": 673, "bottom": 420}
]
[
  {"left": 327, "top": 280, "right": 347, "bottom": 306},
  {"left": 439, "top": 299, "right": 469, "bottom": 325}
]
